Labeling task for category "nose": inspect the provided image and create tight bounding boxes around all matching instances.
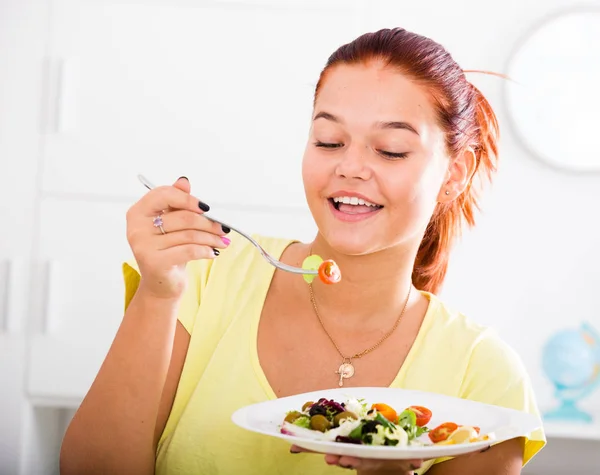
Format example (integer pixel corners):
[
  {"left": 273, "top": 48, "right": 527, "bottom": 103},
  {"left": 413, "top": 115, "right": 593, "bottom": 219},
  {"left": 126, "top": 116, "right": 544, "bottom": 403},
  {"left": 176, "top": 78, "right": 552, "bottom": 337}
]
[{"left": 335, "top": 144, "right": 371, "bottom": 181}]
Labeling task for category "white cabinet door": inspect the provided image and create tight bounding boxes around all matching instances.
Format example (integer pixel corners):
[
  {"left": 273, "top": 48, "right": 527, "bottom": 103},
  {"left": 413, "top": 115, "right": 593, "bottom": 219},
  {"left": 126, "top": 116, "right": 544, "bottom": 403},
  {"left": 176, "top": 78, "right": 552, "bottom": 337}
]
[
  {"left": 0, "top": 0, "right": 51, "bottom": 473},
  {"left": 42, "top": 0, "right": 359, "bottom": 207}
]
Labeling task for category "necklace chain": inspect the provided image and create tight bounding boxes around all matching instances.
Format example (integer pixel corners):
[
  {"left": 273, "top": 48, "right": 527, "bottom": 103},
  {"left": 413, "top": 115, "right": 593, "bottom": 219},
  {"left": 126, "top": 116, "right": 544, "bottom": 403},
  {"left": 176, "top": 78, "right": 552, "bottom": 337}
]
[{"left": 308, "top": 283, "right": 412, "bottom": 361}]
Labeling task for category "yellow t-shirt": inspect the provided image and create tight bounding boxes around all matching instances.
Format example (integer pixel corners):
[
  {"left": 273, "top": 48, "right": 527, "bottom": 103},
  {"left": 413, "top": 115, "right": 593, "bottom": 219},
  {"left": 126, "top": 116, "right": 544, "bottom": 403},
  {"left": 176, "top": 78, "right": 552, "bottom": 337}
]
[{"left": 123, "top": 234, "right": 545, "bottom": 475}]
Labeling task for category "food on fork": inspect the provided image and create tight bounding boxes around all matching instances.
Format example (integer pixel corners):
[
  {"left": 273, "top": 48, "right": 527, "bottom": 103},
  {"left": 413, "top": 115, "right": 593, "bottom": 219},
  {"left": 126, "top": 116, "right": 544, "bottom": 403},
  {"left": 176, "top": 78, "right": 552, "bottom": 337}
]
[{"left": 302, "top": 255, "right": 342, "bottom": 285}]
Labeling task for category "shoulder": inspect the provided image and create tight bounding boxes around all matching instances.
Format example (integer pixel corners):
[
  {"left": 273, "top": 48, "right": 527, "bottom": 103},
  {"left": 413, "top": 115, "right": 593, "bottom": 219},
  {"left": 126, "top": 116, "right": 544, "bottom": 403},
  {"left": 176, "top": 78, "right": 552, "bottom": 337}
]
[
  {"left": 424, "top": 295, "right": 546, "bottom": 466},
  {"left": 122, "top": 234, "right": 295, "bottom": 332},
  {"left": 425, "top": 293, "right": 534, "bottom": 404},
  {"left": 420, "top": 292, "right": 499, "bottom": 362}
]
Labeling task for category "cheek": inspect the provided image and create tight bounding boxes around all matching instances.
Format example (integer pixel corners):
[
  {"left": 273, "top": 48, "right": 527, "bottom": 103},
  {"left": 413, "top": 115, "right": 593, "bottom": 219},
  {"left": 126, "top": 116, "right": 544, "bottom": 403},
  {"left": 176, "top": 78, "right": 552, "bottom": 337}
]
[
  {"left": 382, "top": 159, "right": 445, "bottom": 230},
  {"left": 387, "top": 165, "right": 439, "bottom": 206},
  {"left": 302, "top": 148, "right": 324, "bottom": 197},
  {"left": 302, "top": 145, "right": 330, "bottom": 194}
]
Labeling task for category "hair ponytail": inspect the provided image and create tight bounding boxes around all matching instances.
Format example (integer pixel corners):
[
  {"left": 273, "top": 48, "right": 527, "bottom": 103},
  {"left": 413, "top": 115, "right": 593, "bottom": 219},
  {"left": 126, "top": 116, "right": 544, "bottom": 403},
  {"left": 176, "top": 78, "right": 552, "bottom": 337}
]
[{"left": 412, "top": 84, "right": 499, "bottom": 294}]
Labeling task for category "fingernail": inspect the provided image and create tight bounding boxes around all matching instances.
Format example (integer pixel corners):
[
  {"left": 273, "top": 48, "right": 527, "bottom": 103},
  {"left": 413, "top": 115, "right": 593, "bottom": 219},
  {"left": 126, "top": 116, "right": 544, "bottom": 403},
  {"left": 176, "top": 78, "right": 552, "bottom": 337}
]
[
  {"left": 289, "top": 448, "right": 300, "bottom": 454},
  {"left": 339, "top": 464, "right": 354, "bottom": 469},
  {"left": 198, "top": 201, "right": 210, "bottom": 212},
  {"left": 221, "top": 236, "right": 231, "bottom": 246},
  {"left": 213, "top": 249, "right": 220, "bottom": 256},
  {"left": 178, "top": 176, "right": 189, "bottom": 181},
  {"left": 221, "top": 224, "right": 231, "bottom": 234}
]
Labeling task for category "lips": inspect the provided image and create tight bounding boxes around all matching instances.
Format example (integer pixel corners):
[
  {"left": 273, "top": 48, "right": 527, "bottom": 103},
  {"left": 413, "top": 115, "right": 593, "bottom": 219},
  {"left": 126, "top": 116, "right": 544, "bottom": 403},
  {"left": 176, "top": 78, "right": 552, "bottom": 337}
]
[
  {"left": 329, "top": 194, "right": 383, "bottom": 214},
  {"left": 331, "top": 196, "right": 382, "bottom": 208},
  {"left": 327, "top": 196, "right": 383, "bottom": 222}
]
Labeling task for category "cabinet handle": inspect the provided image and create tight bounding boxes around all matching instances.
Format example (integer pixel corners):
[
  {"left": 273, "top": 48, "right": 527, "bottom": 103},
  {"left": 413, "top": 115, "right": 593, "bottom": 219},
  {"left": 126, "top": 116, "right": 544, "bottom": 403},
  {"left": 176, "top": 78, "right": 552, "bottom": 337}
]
[
  {"left": 42, "top": 260, "right": 60, "bottom": 334},
  {"left": 0, "top": 260, "right": 10, "bottom": 333},
  {"left": 42, "top": 57, "right": 79, "bottom": 134}
]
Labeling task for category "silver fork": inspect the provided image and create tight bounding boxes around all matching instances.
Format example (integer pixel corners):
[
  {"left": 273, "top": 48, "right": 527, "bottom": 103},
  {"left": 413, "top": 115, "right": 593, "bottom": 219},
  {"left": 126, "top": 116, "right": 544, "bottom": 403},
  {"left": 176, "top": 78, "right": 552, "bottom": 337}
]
[{"left": 137, "top": 174, "right": 317, "bottom": 276}]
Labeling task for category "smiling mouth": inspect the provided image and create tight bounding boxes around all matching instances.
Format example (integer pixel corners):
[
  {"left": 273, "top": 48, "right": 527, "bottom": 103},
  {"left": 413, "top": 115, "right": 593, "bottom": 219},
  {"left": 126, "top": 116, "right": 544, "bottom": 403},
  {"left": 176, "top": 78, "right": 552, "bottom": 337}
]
[{"left": 329, "top": 197, "right": 384, "bottom": 213}]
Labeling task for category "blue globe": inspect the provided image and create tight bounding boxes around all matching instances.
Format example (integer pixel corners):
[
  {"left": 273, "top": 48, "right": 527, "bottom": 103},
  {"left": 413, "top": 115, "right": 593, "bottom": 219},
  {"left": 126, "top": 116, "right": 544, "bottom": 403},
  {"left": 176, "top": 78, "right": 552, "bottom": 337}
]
[{"left": 541, "top": 323, "right": 600, "bottom": 423}]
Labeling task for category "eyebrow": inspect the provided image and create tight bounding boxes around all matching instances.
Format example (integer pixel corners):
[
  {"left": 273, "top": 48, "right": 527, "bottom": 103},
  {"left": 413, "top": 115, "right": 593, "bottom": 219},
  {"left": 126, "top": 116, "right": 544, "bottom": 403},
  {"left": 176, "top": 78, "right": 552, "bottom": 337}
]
[{"left": 313, "top": 111, "right": 420, "bottom": 136}]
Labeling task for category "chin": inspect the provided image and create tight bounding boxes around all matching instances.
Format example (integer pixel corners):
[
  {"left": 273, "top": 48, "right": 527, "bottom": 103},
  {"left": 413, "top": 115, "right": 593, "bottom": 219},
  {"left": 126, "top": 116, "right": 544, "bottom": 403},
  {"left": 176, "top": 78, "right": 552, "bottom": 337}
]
[{"left": 321, "top": 230, "right": 383, "bottom": 257}]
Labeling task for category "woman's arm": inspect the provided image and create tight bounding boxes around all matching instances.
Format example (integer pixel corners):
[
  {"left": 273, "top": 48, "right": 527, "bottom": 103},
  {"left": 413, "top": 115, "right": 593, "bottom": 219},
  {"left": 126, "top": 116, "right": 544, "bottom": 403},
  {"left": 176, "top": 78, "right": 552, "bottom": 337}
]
[
  {"left": 59, "top": 290, "right": 190, "bottom": 475},
  {"left": 60, "top": 177, "right": 223, "bottom": 474},
  {"left": 426, "top": 438, "right": 525, "bottom": 475}
]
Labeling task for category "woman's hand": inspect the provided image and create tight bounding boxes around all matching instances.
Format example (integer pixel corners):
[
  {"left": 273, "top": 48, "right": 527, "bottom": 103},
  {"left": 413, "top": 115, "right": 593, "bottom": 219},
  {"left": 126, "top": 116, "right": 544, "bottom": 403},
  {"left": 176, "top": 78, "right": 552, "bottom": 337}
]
[
  {"left": 290, "top": 445, "right": 423, "bottom": 474},
  {"left": 126, "top": 176, "right": 230, "bottom": 300}
]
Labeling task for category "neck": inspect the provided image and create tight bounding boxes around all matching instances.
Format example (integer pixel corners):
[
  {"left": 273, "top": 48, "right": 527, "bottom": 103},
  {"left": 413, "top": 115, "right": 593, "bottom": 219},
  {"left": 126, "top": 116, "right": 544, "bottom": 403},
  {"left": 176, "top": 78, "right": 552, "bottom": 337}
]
[{"left": 307, "top": 234, "right": 420, "bottom": 328}]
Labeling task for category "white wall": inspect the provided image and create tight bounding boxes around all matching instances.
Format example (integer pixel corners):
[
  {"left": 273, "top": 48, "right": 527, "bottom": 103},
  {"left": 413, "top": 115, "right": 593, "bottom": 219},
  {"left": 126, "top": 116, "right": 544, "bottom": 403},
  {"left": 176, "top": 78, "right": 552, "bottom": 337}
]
[{"left": 1, "top": 0, "right": 599, "bottom": 474}]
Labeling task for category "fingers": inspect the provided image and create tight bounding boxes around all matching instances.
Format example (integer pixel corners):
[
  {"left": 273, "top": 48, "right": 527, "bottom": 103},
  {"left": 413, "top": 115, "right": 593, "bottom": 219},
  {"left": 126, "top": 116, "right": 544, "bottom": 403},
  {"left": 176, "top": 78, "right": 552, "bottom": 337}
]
[
  {"left": 160, "top": 244, "right": 222, "bottom": 266},
  {"left": 289, "top": 445, "right": 317, "bottom": 454},
  {"left": 138, "top": 184, "right": 210, "bottom": 215},
  {"left": 156, "top": 210, "right": 224, "bottom": 236},
  {"left": 157, "top": 230, "right": 230, "bottom": 251},
  {"left": 322, "top": 454, "right": 423, "bottom": 472},
  {"left": 172, "top": 176, "right": 191, "bottom": 194},
  {"left": 289, "top": 445, "right": 423, "bottom": 473}
]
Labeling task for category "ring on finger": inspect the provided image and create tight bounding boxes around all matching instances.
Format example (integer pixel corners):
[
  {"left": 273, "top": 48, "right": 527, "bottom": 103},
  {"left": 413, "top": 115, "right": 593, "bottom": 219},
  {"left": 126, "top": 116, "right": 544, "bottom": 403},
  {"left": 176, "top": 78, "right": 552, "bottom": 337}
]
[{"left": 152, "top": 212, "right": 167, "bottom": 235}]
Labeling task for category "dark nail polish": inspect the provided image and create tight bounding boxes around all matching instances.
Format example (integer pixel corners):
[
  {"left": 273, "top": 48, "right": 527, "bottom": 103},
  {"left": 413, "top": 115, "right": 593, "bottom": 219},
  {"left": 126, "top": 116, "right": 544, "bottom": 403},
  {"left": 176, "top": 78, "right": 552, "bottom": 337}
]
[
  {"left": 213, "top": 249, "right": 220, "bottom": 256},
  {"left": 221, "top": 225, "right": 231, "bottom": 234},
  {"left": 178, "top": 176, "right": 189, "bottom": 181},
  {"left": 198, "top": 201, "right": 210, "bottom": 212},
  {"left": 289, "top": 448, "right": 300, "bottom": 454}
]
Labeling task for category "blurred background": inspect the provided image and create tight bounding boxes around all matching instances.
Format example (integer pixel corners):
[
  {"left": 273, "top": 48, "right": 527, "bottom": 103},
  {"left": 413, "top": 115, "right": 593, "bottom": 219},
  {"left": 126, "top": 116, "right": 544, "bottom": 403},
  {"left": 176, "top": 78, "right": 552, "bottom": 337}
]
[{"left": 1, "top": 0, "right": 600, "bottom": 474}]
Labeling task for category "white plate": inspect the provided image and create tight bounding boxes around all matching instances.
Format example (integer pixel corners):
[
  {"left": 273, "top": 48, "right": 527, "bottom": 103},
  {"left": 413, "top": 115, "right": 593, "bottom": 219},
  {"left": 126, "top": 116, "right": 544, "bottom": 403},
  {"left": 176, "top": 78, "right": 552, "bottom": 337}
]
[{"left": 231, "top": 387, "right": 542, "bottom": 460}]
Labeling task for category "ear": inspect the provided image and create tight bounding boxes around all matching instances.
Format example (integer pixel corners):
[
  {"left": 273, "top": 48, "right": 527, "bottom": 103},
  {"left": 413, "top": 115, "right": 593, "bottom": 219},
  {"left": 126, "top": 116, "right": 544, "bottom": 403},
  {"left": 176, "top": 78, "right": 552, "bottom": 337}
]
[{"left": 437, "top": 147, "right": 476, "bottom": 202}]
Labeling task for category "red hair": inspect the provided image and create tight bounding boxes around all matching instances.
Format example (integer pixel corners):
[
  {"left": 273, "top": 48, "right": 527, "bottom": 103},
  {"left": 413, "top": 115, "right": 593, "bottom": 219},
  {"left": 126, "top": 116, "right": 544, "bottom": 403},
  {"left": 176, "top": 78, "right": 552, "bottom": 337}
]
[{"left": 314, "top": 28, "right": 499, "bottom": 294}]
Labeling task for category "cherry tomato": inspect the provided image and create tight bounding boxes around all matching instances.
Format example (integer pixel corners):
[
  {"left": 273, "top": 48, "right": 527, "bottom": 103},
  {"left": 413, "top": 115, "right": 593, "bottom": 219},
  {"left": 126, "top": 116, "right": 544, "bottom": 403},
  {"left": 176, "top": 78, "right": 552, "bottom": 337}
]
[
  {"left": 428, "top": 422, "right": 459, "bottom": 443},
  {"left": 407, "top": 405, "right": 432, "bottom": 427},
  {"left": 318, "top": 260, "right": 342, "bottom": 285},
  {"left": 371, "top": 403, "right": 398, "bottom": 422}
]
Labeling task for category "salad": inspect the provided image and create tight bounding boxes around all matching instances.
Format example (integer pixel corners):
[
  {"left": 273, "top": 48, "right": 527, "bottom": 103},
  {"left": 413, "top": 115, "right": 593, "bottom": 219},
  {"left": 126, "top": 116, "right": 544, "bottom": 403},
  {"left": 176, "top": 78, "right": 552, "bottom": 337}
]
[
  {"left": 302, "top": 254, "right": 342, "bottom": 285},
  {"left": 280, "top": 397, "right": 494, "bottom": 447}
]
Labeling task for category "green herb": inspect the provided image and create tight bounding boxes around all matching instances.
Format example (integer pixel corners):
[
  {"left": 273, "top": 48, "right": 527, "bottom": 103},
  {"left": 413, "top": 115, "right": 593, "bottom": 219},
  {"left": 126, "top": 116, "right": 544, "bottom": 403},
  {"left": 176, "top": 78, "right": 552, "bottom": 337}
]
[
  {"left": 375, "top": 413, "right": 396, "bottom": 431},
  {"left": 292, "top": 415, "right": 311, "bottom": 429},
  {"left": 349, "top": 423, "right": 364, "bottom": 440},
  {"left": 397, "top": 409, "right": 424, "bottom": 440}
]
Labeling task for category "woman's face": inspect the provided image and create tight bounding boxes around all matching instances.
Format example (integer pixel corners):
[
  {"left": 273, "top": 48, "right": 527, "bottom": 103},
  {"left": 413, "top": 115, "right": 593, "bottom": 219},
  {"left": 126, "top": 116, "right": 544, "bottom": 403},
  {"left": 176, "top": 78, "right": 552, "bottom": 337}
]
[{"left": 302, "top": 61, "right": 455, "bottom": 256}]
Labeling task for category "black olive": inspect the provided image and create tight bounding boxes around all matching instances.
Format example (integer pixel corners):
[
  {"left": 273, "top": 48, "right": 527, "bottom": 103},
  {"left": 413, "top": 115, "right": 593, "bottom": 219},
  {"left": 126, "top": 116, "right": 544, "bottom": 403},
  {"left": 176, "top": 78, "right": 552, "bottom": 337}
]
[
  {"left": 335, "top": 435, "right": 362, "bottom": 445},
  {"left": 309, "top": 404, "right": 327, "bottom": 417},
  {"left": 361, "top": 420, "right": 382, "bottom": 435}
]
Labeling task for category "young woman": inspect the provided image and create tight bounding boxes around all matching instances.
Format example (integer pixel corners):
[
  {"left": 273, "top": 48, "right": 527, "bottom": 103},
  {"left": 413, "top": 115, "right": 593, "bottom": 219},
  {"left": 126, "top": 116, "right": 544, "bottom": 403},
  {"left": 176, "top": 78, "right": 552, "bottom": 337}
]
[{"left": 60, "top": 27, "right": 546, "bottom": 475}]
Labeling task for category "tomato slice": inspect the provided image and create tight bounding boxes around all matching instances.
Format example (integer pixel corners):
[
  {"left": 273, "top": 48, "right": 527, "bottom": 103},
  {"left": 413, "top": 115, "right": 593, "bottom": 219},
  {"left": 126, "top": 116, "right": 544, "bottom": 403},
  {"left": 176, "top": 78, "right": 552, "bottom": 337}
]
[
  {"left": 428, "top": 422, "right": 459, "bottom": 443},
  {"left": 318, "top": 260, "right": 342, "bottom": 285},
  {"left": 407, "top": 405, "right": 432, "bottom": 427},
  {"left": 371, "top": 403, "right": 398, "bottom": 423}
]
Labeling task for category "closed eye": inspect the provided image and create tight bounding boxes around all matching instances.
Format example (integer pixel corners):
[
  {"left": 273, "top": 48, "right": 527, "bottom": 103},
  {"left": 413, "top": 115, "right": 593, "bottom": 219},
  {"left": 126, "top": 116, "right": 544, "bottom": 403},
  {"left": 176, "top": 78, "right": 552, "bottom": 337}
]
[
  {"left": 379, "top": 150, "right": 409, "bottom": 160},
  {"left": 314, "top": 141, "right": 343, "bottom": 149}
]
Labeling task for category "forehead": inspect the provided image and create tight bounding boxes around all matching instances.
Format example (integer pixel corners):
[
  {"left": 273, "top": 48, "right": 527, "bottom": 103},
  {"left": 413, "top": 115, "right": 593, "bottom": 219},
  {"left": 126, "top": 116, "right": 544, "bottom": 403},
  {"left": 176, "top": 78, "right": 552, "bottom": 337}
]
[{"left": 314, "top": 62, "right": 439, "bottom": 132}]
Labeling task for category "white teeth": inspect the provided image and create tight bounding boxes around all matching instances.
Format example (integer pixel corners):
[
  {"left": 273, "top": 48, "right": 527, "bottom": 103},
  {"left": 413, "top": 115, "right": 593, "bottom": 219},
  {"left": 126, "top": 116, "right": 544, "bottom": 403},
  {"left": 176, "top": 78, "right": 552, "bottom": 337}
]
[{"left": 333, "top": 196, "right": 380, "bottom": 207}]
